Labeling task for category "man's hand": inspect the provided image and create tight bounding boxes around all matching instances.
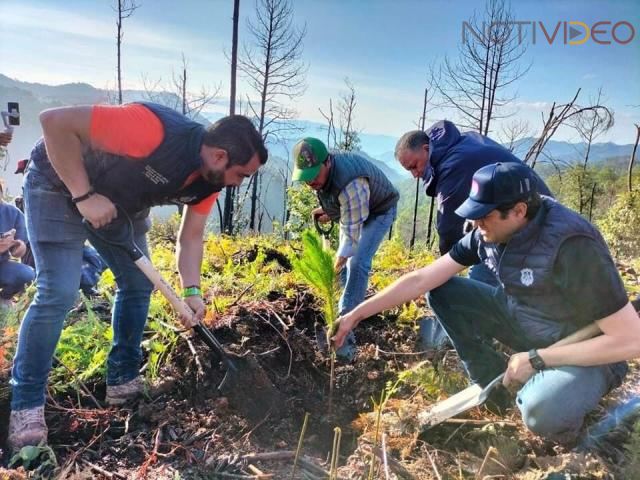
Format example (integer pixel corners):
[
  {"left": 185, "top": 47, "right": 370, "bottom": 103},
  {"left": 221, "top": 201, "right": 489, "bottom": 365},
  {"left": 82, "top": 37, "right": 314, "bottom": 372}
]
[
  {"left": 332, "top": 312, "right": 360, "bottom": 349},
  {"left": 312, "top": 207, "right": 330, "bottom": 224},
  {"left": 180, "top": 295, "right": 205, "bottom": 328},
  {"left": 503, "top": 352, "right": 536, "bottom": 389},
  {"left": 9, "top": 239, "right": 27, "bottom": 258},
  {"left": 334, "top": 256, "right": 347, "bottom": 273},
  {"left": 0, "top": 230, "right": 16, "bottom": 254},
  {"left": 76, "top": 193, "right": 118, "bottom": 228},
  {"left": 0, "top": 131, "right": 13, "bottom": 147}
]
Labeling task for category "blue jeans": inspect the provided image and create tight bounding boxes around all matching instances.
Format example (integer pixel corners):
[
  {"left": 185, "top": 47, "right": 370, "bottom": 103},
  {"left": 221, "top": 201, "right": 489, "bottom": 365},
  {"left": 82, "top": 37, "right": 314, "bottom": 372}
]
[
  {"left": 10, "top": 168, "right": 153, "bottom": 410},
  {"left": 0, "top": 260, "right": 35, "bottom": 299},
  {"left": 338, "top": 206, "right": 396, "bottom": 315},
  {"left": 428, "top": 276, "right": 624, "bottom": 441},
  {"left": 418, "top": 262, "right": 498, "bottom": 349}
]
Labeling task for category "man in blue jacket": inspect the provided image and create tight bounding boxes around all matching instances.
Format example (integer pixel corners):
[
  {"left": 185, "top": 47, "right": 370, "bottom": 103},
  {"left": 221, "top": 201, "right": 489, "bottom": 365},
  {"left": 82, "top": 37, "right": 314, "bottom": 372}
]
[{"left": 395, "top": 121, "right": 551, "bottom": 347}]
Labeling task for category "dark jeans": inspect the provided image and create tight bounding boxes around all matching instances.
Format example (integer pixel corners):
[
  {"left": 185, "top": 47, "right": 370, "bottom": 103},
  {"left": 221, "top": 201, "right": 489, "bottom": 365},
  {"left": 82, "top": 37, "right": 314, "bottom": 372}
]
[
  {"left": 11, "top": 168, "right": 153, "bottom": 410},
  {"left": 428, "top": 276, "right": 622, "bottom": 441}
]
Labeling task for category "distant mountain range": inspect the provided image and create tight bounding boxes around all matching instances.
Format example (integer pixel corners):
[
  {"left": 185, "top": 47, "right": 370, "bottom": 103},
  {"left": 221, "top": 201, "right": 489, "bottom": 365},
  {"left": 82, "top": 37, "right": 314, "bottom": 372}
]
[{"left": 1, "top": 73, "right": 636, "bottom": 228}]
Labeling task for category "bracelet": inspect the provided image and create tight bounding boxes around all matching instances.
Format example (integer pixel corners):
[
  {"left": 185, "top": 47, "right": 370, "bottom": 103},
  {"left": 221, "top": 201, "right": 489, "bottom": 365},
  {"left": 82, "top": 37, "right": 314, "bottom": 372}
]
[
  {"left": 71, "top": 188, "right": 95, "bottom": 204},
  {"left": 182, "top": 286, "right": 202, "bottom": 298}
]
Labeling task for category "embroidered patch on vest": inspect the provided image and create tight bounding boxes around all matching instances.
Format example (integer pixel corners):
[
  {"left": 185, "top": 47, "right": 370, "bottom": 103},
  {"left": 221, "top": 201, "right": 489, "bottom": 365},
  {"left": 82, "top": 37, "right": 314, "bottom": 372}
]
[{"left": 520, "top": 268, "right": 534, "bottom": 286}]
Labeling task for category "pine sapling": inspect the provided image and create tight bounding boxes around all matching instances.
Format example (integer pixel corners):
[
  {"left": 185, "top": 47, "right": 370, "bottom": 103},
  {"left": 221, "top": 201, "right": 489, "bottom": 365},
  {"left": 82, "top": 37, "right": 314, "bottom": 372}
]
[{"left": 291, "top": 230, "right": 340, "bottom": 406}]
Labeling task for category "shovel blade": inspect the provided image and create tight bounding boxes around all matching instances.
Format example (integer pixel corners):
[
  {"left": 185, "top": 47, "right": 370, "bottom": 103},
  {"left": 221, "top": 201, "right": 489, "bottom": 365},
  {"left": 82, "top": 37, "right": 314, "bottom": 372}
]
[{"left": 418, "top": 373, "right": 504, "bottom": 428}]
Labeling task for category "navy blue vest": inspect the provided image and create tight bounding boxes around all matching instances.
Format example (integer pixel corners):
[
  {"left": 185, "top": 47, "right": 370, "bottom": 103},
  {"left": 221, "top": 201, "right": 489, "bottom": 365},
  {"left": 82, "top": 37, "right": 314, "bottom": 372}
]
[
  {"left": 317, "top": 152, "right": 399, "bottom": 221},
  {"left": 31, "top": 102, "right": 218, "bottom": 215},
  {"left": 478, "top": 197, "right": 612, "bottom": 346}
]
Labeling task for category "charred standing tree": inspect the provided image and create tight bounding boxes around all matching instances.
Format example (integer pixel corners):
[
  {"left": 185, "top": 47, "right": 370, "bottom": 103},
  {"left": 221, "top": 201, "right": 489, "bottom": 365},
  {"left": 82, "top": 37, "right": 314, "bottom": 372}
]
[
  {"left": 629, "top": 124, "right": 640, "bottom": 192},
  {"left": 410, "top": 88, "right": 428, "bottom": 250},
  {"left": 430, "top": 0, "right": 529, "bottom": 135},
  {"left": 238, "top": 0, "right": 307, "bottom": 232},
  {"left": 223, "top": 0, "right": 241, "bottom": 235},
  {"left": 114, "top": 0, "right": 139, "bottom": 105}
]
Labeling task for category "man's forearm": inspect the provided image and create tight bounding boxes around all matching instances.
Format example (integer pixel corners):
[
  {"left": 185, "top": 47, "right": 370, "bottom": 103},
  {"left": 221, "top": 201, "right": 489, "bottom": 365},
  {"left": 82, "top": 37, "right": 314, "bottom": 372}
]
[
  {"left": 177, "top": 238, "right": 203, "bottom": 288},
  {"left": 349, "top": 254, "right": 465, "bottom": 325},
  {"left": 539, "top": 303, "right": 640, "bottom": 367},
  {"left": 540, "top": 334, "right": 640, "bottom": 367}
]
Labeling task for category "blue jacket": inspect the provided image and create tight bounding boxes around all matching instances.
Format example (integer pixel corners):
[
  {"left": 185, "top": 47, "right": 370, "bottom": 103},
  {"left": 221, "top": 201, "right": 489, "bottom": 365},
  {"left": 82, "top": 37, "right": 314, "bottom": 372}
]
[{"left": 423, "top": 120, "right": 551, "bottom": 254}]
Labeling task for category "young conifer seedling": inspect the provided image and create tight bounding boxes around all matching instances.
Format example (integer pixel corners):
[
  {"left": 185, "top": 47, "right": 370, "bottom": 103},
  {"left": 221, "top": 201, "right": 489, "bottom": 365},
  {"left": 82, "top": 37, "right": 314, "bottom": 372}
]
[{"left": 291, "top": 230, "right": 340, "bottom": 407}]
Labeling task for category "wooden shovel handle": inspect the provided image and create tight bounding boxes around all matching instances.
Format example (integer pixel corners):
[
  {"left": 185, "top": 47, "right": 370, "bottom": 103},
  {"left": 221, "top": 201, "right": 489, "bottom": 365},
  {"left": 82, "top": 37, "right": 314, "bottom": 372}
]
[{"left": 133, "top": 255, "right": 194, "bottom": 321}]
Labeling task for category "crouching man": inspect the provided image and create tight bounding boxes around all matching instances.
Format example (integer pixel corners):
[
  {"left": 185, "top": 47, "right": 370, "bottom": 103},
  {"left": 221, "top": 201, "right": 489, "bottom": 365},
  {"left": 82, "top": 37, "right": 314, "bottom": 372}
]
[
  {"left": 292, "top": 138, "right": 398, "bottom": 361},
  {"left": 333, "top": 162, "right": 640, "bottom": 443}
]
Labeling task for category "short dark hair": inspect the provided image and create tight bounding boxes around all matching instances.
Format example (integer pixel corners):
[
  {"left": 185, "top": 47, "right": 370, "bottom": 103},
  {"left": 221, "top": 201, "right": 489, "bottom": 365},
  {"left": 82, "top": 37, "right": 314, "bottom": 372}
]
[
  {"left": 496, "top": 192, "right": 542, "bottom": 220},
  {"left": 395, "top": 130, "right": 429, "bottom": 158},
  {"left": 203, "top": 115, "right": 268, "bottom": 166}
]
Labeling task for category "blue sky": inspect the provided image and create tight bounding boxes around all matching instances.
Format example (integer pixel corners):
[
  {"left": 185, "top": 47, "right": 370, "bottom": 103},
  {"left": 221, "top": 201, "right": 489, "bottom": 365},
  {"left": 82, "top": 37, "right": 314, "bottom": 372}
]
[{"left": 1, "top": 0, "right": 639, "bottom": 144}]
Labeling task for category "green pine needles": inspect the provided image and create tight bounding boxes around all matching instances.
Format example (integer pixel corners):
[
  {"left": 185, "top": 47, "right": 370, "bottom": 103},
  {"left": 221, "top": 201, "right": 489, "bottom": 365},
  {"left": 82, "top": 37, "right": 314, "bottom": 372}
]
[{"left": 291, "top": 229, "right": 340, "bottom": 332}]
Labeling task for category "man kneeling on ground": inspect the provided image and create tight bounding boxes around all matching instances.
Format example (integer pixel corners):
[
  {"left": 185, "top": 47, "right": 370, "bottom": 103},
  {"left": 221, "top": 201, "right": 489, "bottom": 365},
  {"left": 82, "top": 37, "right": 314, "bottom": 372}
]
[{"left": 333, "top": 162, "right": 640, "bottom": 443}]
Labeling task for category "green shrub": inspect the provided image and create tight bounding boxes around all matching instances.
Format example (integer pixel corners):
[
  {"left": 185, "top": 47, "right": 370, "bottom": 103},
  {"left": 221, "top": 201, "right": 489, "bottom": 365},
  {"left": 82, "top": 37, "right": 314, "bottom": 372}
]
[{"left": 599, "top": 191, "right": 640, "bottom": 258}]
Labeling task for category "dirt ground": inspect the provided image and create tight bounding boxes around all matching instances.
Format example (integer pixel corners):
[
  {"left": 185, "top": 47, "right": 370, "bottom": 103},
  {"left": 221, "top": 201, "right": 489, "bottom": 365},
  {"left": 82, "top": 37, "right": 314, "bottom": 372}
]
[{"left": 1, "top": 287, "right": 639, "bottom": 479}]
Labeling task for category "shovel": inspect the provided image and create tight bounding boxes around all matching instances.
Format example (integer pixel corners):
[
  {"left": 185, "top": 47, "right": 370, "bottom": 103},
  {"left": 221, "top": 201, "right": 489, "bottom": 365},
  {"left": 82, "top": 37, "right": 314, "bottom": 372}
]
[
  {"left": 313, "top": 215, "right": 334, "bottom": 250},
  {"left": 417, "top": 321, "right": 602, "bottom": 429},
  {"left": 84, "top": 209, "right": 281, "bottom": 422}
]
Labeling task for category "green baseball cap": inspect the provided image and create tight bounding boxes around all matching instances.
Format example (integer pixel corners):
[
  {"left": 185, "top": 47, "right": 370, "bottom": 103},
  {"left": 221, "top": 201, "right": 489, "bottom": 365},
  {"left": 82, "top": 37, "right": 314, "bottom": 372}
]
[{"left": 291, "top": 137, "right": 328, "bottom": 182}]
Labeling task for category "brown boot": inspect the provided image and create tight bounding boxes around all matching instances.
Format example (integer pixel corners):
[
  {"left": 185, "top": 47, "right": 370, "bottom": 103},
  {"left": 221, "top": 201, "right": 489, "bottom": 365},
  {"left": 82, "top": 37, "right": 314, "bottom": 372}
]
[
  {"left": 8, "top": 406, "right": 48, "bottom": 451},
  {"left": 105, "top": 376, "right": 145, "bottom": 406}
]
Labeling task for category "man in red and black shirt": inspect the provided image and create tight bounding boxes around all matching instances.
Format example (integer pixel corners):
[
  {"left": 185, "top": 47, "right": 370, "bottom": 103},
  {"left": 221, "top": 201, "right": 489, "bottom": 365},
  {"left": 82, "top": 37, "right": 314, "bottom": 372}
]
[{"left": 8, "top": 102, "right": 267, "bottom": 450}]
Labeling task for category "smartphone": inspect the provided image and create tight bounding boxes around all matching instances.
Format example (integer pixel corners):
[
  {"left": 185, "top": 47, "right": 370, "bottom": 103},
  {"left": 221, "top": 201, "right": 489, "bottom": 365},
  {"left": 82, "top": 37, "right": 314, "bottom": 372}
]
[
  {"left": 7, "top": 102, "right": 20, "bottom": 126},
  {"left": 1, "top": 229, "right": 16, "bottom": 239}
]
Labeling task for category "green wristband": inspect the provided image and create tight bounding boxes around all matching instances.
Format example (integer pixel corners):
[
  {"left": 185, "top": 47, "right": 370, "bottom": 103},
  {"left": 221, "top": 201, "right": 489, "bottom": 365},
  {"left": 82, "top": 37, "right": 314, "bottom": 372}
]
[{"left": 182, "top": 286, "right": 202, "bottom": 298}]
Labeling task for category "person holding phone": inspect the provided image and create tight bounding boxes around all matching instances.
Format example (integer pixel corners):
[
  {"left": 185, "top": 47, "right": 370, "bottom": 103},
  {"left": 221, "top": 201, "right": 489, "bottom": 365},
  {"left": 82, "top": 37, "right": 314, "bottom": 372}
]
[{"left": 0, "top": 180, "right": 35, "bottom": 307}]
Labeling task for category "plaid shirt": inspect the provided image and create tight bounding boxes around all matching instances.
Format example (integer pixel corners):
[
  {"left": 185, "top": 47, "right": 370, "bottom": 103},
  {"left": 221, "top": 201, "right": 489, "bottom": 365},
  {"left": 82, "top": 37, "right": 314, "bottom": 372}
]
[{"left": 336, "top": 177, "right": 370, "bottom": 258}]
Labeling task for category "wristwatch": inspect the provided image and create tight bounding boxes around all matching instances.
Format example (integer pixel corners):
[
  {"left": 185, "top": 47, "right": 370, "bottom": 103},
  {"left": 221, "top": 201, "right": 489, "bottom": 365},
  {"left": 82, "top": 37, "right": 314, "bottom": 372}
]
[{"left": 528, "top": 349, "right": 547, "bottom": 371}]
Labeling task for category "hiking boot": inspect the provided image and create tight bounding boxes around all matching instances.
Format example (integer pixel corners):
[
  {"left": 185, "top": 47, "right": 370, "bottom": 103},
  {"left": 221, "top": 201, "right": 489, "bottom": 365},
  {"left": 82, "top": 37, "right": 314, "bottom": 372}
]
[
  {"left": 417, "top": 316, "right": 450, "bottom": 351},
  {"left": 8, "top": 406, "right": 48, "bottom": 451},
  {"left": 105, "top": 376, "right": 145, "bottom": 406}
]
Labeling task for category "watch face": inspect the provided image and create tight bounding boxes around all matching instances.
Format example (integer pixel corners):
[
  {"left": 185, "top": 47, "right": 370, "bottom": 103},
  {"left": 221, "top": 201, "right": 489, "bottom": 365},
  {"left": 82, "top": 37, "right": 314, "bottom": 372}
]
[{"left": 528, "top": 349, "right": 545, "bottom": 370}]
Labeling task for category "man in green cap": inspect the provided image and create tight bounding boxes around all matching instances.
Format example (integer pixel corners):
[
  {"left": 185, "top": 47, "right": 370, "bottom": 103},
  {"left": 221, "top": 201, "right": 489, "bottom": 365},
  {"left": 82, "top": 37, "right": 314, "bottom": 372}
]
[{"left": 292, "top": 137, "right": 399, "bottom": 361}]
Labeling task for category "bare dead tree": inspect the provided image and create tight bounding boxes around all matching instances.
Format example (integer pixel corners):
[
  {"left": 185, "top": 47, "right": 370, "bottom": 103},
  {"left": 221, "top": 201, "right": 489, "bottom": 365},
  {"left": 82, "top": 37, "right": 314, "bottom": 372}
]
[
  {"left": 337, "top": 78, "right": 360, "bottom": 151},
  {"left": 498, "top": 119, "right": 532, "bottom": 153},
  {"left": 569, "top": 88, "right": 614, "bottom": 213},
  {"left": 223, "top": 0, "right": 241, "bottom": 235},
  {"left": 113, "top": 0, "right": 140, "bottom": 105},
  {"left": 141, "top": 54, "right": 221, "bottom": 119},
  {"left": 429, "top": 0, "right": 529, "bottom": 135},
  {"left": 319, "top": 99, "right": 338, "bottom": 148},
  {"left": 238, "top": 0, "right": 307, "bottom": 232},
  {"left": 525, "top": 88, "right": 613, "bottom": 169},
  {"left": 629, "top": 124, "right": 640, "bottom": 192},
  {"left": 572, "top": 88, "right": 614, "bottom": 170}
]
